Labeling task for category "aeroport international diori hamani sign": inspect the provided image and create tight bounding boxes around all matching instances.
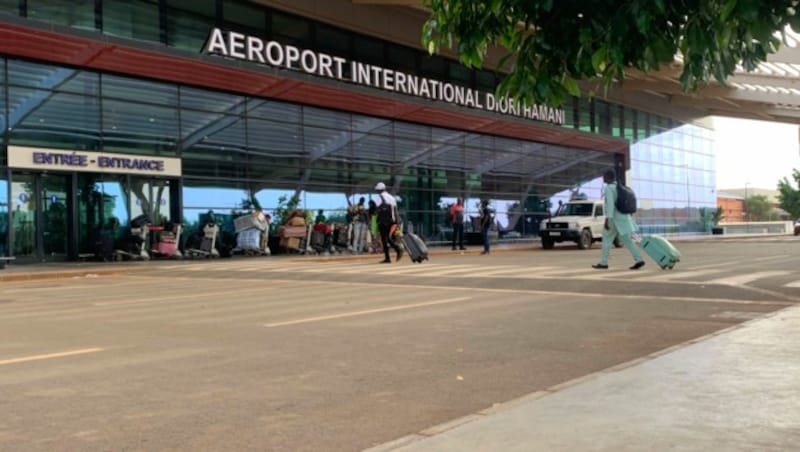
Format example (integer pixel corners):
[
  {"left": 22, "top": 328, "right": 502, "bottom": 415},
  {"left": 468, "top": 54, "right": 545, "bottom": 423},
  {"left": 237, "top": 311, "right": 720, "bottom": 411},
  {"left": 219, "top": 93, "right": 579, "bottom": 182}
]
[{"left": 205, "top": 28, "right": 565, "bottom": 125}]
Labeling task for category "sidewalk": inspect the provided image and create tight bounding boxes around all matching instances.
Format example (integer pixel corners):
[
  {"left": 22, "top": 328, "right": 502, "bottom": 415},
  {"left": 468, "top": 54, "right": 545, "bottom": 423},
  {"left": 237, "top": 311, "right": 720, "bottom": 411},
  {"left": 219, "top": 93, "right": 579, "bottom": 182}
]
[
  {"left": 368, "top": 305, "right": 800, "bottom": 452},
  {"left": 0, "top": 241, "right": 542, "bottom": 282},
  {"left": 0, "top": 233, "right": 791, "bottom": 282}
]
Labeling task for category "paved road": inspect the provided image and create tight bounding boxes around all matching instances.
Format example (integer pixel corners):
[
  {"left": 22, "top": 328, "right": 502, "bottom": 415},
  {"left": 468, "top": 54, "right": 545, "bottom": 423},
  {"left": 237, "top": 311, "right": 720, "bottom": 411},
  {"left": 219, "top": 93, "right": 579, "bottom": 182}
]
[{"left": 0, "top": 239, "right": 797, "bottom": 451}]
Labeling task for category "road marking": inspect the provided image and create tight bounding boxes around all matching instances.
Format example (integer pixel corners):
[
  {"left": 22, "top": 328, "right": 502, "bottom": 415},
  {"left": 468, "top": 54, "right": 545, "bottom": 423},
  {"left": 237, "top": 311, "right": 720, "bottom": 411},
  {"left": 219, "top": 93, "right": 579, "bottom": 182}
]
[
  {"left": 479, "top": 266, "right": 560, "bottom": 277},
  {"left": 0, "top": 348, "right": 104, "bottom": 366},
  {"left": 265, "top": 296, "right": 473, "bottom": 327},
  {"left": 706, "top": 271, "right": 791, "bottom": 286},
  {"left": 784, "top": 280, "right": 800, "bottom": 288}
]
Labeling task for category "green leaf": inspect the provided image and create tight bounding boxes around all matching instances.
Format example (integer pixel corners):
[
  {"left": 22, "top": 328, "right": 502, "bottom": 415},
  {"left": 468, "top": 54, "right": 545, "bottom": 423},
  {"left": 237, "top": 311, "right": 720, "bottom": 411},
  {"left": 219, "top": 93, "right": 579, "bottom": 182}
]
[
  {"left": 563, "top": 77, "right": 581, "bottom": 97},
  {"left": 591, "top": 47, "right": 608, "bottom": 72},
  {"left": 720, "top": 0, "right": 737, "bottom": 22}
]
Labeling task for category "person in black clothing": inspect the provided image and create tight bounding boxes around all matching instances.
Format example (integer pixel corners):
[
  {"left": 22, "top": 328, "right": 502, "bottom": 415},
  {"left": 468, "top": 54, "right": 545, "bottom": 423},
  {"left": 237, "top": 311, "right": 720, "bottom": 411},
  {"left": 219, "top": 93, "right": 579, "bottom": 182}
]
[
  {"left": 479, "top": 200, "right": 492, "bottom": 255},
  {"left": 374, "top": 182, "right": 403, "bottom": 263}
]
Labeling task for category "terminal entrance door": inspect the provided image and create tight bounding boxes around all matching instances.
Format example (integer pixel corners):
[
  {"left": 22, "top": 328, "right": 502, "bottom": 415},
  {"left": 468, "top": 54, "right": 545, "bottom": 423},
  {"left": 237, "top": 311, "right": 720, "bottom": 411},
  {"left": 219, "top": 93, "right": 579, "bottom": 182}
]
[{"left": 10, "top": 172, "right": 72, "bottom": 262}]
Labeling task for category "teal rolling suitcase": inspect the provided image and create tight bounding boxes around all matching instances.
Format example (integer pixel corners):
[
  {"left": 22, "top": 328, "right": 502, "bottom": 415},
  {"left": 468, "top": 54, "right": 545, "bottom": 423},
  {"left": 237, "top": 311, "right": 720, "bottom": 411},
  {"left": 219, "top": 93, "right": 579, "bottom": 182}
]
[{"left": 640, "top": 235, "right": 681, "bottom": 269}]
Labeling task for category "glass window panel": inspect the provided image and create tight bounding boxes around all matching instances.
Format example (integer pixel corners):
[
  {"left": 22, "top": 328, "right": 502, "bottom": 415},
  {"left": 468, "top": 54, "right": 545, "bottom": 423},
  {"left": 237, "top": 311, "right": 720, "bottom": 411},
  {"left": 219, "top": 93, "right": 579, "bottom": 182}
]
[
  {"left": 223, "top": 0, "right": 265, "bottom": 35},
  {"left": 103, "top": 99, "right": 178, "bottom": 155},
  {"left": 303, "top": 106, "right": 351, "bottom": 130},
  {"left": 420, "top": 56, "right": 446, "bottom": 80},
  {"left": 166, "top": 0, "right": 216, "bottom": 52},
  {"left": 7, "top": 60, "right": 98, "bottom": 95},
  {"left": 387, "top": 44, "right": 417, "bottom": 74},
  {"left": 352, "top": 35, "right": 384, "bottom": 66},
  {"left": 181, "top": 110, "right": 245, "bottom": 153},
  {"left": 271, "top": 11, "right": 311, "bottom": 46},
  {"left": 103, "top": 0, "right": 160, "bottom": 42},
  {"left": 247, "top": 99, "right": 301, "bottom": 123},
  {"left": 182, "top": 181, "right": 249, "bottom": 234},
  {"left": 102, "top": 74, "right": 178, "bottom": 106},
  {"left": 316, "top": 23, "right": 351, "bottom": 58},
  {"left": 0, "top": 0, "right": 18, "bottom": 14},
  {"left": 304, "top": 126, "right": 346, "bottom": 159},
  {"left": 476, "top": 70, "right": 496, "bottom": 92},
  {"left": 448, "top": 61, "right": 472, "bottom": 87},
  {"left": 28, "top": 0, "right": 96, "bottom": 31},
  {"left": 8, "top": 87, "right": 101, "bottom": 150},
  {"left": 180, "top": 86, "right": 245, "bottom": 113},
  {"left": 246, "top": 118, "right": 303, "bottom": 157},
  {"left": 182, "top": 140, "right": 248, "bottom": 180}
]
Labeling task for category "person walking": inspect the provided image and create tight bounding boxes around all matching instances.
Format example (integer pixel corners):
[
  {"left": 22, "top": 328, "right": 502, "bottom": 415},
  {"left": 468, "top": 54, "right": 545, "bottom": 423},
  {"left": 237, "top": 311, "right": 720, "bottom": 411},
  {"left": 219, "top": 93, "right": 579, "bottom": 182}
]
[
  {"left": 593, "top": 169, "right": 645, "bottom": 270},
  {"left": 374, "top": 182, "right": 403, "bottom": 263},
  {"left": 450, "top": 197, "right": 466, "bottom": 251},
  {"left": 479, "top": 199, "right": 492, "bottom": 255}
]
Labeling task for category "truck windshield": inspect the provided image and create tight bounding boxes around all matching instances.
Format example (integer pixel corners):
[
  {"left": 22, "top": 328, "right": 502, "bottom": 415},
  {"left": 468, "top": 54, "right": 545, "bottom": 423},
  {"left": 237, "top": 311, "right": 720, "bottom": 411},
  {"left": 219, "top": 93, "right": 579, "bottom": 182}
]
[{"left": 557, "top": 203, "right": 594, "bottom": 216}]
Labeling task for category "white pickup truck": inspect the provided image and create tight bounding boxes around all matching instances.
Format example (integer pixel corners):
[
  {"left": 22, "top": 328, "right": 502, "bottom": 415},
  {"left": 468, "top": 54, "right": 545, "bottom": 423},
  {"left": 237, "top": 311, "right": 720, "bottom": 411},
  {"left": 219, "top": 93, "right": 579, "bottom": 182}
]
[{"left": 538, "top": 199, "right": 619, "bottom": 250}]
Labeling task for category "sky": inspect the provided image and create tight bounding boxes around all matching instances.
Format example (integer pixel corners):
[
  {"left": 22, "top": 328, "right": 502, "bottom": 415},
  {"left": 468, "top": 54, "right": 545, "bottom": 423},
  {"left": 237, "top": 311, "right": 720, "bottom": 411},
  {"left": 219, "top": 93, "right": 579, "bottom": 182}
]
[{"left": 713, "top": 116, "right": 800, "bottom": 190}]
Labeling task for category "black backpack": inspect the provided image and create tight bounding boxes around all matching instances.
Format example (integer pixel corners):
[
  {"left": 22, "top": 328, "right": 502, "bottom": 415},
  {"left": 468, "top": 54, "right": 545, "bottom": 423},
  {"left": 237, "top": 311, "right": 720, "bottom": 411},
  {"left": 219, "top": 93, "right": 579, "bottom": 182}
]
[
  {"left": 376, "top": 193, "right": 396, "bottom": 227},
  {"left": 616, "top": 183, "right": 637, "bottom": 214}
]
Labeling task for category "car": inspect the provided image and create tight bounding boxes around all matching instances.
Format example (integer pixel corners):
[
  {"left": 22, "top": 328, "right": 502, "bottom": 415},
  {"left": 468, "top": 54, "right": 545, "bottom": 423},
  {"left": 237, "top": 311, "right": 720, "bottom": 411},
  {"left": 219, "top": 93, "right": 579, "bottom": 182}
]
[
  {"left": 795, "top": 220, "right": 800, "bottom": 236},
  {"left": 538, "top": 199, "right": 620, "bottom": 250}
]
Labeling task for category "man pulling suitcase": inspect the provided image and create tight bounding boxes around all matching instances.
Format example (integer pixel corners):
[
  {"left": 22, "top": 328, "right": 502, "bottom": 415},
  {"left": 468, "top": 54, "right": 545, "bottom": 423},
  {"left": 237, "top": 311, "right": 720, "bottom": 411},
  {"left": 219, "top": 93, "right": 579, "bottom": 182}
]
[{"left": 592, "top": 169, "right": 646, "bottom": 270}]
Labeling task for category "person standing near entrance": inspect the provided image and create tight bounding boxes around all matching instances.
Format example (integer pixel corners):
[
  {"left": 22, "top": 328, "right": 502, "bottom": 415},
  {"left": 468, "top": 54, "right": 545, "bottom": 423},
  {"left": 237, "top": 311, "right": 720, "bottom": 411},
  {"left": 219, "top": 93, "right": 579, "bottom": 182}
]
[
  {"left": 450, "top": 197, "right": 466, "bottom": 251},
  {"left": 479, "top": 199, "right": 492, "bottom": 255},
  {"left": 374, "top": 182, "right": 403, "bottom": 263},
  {"left": 348, "top": 197, "right": 368, "bottom": 253},
  {"left": 593, "top": 169, "right": 645, "bottom": 270}
]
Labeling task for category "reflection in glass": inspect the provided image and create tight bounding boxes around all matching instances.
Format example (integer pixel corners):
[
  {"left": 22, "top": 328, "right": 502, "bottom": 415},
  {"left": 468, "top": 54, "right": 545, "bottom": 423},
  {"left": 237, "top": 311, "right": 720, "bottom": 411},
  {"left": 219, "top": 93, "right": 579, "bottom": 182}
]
[
  {"left": 40, "top": 174, "right": 68, "bottom": 256},
  {"left": 11, "top": 175, "right": 36, "bottom": 257},
  {"left": 103, "top": 0, "right": 160, "bottom": 42},
  {"left": 8, "top": 87, "right": 101, "bottom": 150},
  {"left": 0, "top": 176, "right": 7, "bottom": 256},
  {"left": 166, "top": 0, "right": 216, "bottom": 52},
  {"left": 28, "top": 0, "right": 96, "bottom": 31}
]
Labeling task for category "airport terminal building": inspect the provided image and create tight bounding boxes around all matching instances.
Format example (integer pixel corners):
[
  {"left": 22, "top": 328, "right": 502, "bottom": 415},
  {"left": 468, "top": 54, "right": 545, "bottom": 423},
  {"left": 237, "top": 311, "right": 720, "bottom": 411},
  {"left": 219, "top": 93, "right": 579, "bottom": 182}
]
[{"left": 0, "top": 0, "right": 715, "bottom": 261}]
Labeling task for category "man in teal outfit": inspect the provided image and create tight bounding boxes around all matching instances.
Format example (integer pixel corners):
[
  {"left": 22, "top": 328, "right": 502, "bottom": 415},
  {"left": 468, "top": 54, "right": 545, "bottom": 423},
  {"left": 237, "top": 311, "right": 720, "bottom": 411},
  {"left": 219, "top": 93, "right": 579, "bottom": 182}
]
[{"left": 592, "top": 169, "right": 646, "bottom": 270}]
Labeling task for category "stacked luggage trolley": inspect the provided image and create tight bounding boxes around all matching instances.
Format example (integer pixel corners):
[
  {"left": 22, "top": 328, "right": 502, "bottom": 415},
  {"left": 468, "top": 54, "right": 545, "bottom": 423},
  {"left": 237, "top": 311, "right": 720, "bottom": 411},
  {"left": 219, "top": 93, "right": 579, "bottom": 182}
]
[{"left": 233, "top": 213, "right": 270, "bottom": 256}]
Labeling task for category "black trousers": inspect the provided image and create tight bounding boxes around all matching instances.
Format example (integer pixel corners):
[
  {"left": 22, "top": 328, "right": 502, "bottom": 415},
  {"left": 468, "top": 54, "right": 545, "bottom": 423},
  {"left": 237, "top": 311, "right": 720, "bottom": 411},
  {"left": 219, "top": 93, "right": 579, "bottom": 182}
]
[
  {"left": 378, "top": 223, "right": 401, "bottom": 261},
  {"left": 452, "top": 223, "right": 464, "bottom": 249}
]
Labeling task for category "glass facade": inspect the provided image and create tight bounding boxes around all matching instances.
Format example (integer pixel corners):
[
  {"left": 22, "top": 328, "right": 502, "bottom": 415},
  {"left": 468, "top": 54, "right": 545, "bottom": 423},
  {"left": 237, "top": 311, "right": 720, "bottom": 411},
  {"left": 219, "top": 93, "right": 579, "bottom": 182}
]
[{"left": 0, "top": 0, "right": 717, "bottom": 260}]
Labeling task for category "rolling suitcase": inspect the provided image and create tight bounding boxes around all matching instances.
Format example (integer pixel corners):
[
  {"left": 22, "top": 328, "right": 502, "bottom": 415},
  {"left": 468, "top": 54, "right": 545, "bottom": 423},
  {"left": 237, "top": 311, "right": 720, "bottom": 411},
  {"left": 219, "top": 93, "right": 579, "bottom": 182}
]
[
  {"left": 640, "top": 235, "right": 681, "bottom": 269},
  {"left": 401, "top": 232, "right": 429, "bottom": 263}
]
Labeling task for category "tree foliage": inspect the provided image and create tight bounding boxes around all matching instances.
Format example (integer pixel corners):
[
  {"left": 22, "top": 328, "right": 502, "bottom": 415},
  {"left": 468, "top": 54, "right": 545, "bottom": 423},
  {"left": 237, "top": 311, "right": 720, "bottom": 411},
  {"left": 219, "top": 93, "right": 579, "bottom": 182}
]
[
  {"left": 744, "top": 194, "right": 772, "bottom": 221},
  {"left": 422, "top": 0, "right": 800, "bottom": 106},
  {"left": 777, "top": 169, "right": 800, "bottom": 219}
]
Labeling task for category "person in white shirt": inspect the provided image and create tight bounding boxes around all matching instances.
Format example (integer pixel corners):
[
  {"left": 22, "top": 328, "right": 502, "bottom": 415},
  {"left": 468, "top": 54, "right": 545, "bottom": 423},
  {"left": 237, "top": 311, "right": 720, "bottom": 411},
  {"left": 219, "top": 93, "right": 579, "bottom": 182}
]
[{"left": 374, "top": 182, "right": 403, "bottom": 263}]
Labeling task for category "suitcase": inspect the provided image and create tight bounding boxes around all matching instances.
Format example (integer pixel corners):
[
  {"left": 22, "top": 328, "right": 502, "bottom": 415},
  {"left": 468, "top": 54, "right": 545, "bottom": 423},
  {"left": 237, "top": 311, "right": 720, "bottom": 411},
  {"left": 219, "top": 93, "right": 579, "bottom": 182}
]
[
  {"left": 640, "top": 235, "right": 681, "bottom": 269},
  {"left": 401, "top": 232, "right": 429, "bottom": 263}
]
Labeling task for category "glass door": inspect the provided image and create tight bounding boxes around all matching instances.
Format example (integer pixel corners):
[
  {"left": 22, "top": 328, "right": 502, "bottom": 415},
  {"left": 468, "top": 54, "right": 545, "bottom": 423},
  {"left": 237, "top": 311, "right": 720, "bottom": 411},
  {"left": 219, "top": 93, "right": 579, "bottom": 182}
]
[
  {"left": 11, "top": 172, "right": 71, "bottom": 261},
  {"left": 40, "top": 174, "right": 69, "bottom": 257},
  {"left": 11, "top": 174, "right": 36, "bottom": 258}
]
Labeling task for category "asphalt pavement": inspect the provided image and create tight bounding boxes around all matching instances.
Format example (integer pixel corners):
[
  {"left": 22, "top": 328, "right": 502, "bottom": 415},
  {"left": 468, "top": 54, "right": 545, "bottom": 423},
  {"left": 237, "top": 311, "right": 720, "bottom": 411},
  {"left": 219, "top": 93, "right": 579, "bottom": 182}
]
[{"left": 0, "top": 235, "right": 798, "bottom": 451}]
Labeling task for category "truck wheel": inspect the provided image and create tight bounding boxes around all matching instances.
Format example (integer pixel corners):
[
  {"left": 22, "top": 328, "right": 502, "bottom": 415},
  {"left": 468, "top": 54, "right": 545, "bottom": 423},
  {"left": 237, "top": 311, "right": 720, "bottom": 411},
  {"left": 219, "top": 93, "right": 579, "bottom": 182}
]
[
  {"left": 577, "top": 229, "right": 593, "bottom": 250},
  {"left": 541, "top": 238, "right": 555, "bottom": 249}
]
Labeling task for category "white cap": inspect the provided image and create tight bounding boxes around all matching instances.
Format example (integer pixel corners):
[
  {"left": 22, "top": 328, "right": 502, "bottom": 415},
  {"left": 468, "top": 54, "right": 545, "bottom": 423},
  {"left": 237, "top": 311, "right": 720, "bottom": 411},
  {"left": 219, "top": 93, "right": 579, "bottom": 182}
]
[{"left": 374, "top": 182, "right": 386, "bottom": 190}]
